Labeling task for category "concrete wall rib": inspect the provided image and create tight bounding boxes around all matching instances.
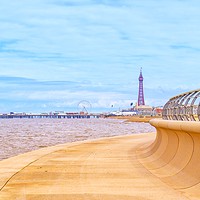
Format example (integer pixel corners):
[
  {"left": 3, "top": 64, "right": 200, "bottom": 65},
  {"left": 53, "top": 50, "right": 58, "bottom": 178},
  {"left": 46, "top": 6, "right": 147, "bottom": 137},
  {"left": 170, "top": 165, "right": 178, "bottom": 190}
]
[{"left": 137, "top": 119, "right": 200, "bottom": 198}]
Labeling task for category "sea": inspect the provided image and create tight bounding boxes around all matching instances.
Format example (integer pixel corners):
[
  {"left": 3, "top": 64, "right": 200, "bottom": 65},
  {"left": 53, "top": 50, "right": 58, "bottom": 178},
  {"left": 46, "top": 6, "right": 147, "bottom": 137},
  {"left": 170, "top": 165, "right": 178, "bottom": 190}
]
[{"left": 0, "top": 118, "right": 155, "bottom": 161}]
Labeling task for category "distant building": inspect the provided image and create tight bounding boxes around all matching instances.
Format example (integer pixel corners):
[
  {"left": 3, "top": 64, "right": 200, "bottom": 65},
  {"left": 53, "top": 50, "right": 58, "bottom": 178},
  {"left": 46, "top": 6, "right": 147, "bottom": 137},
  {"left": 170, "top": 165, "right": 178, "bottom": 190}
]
[
  {"left": 131, "top": 68, "right": 154, "bottom": 116},
  {"left": 108, "top": 68, "right": 163, "bottom": 117},
  {"left": 110, "top": 110, "right": 137, "bottom": 116},
  {"left": 153, "top": 107, "right": 163, "bottom": 116},
  {"left": 138, "top": 68, "right": 145, "bottom": 106},
  {"left": 135, "top": 103, "right": 153, "bottom": 116}
]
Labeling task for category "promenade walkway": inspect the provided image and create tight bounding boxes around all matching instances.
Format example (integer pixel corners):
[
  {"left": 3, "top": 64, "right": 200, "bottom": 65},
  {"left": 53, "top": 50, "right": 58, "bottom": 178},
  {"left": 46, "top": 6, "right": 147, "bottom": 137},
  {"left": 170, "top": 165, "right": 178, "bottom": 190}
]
[{"left": 0, "top": 132, "right": 190, "bottom": 200}]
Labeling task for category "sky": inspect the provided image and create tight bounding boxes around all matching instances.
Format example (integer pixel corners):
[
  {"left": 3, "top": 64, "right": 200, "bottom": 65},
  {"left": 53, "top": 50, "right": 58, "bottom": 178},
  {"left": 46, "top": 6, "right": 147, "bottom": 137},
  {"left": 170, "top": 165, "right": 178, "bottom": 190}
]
[{"left": 0, "top": 0, "right": 200, "bottom": 113}]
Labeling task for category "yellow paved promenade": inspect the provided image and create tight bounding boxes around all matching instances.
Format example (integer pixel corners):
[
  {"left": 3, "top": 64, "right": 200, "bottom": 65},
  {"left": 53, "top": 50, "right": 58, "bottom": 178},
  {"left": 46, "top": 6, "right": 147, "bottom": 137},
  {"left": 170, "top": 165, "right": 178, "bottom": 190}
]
[{"left": 0, "top": 133, "right": 190, "bottom": 200}]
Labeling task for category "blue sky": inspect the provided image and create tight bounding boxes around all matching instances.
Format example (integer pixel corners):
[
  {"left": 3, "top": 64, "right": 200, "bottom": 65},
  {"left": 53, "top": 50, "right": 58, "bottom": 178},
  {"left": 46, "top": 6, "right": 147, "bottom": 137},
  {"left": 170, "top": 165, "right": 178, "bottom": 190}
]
[{"left": 0, "top": 0, "right": 200, "bottom": 113}]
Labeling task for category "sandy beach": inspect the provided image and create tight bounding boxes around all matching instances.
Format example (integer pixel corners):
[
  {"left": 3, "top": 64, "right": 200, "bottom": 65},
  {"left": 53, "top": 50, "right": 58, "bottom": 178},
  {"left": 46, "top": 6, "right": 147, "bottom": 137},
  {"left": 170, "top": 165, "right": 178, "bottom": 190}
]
[{"left": 0, "top": 118, "right": 155, "bottom": 161}]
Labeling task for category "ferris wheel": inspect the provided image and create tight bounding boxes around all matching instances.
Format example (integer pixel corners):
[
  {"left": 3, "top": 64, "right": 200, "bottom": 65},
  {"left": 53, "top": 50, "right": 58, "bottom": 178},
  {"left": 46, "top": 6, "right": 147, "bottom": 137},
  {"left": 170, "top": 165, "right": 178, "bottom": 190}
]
[{"left": 77, "top": 100, "right": 92, "bottom": 114}]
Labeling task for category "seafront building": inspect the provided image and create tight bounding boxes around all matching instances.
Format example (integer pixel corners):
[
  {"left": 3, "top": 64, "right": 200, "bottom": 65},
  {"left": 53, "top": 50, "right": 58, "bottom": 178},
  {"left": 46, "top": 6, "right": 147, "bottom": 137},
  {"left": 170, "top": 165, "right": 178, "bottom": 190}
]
[
  {"left": 135, "top": 68, "right": 153, "bottom": 114},
  {"left": 134, "top": 68, "right": 163, "bottom": 116},
  {"left": 138, "top": 68, "right": 145, "bottom": 106},
  {"left": 109, "top": 68, "right": 163, "bottom": 116}
]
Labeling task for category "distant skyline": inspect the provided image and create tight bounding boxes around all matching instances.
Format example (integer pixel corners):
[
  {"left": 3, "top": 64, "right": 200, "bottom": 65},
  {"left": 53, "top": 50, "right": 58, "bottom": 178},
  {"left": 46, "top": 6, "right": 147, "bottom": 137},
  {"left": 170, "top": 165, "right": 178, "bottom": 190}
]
[{"left": 0, "top": 0, "right": 200, "bottom": 113}]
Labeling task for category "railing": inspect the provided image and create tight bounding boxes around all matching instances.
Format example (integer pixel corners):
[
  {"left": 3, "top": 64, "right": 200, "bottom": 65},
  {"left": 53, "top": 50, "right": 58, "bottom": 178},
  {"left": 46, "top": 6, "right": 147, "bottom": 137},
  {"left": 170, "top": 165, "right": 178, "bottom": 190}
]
[{"left": 162, "top": 89, "right": 200, "bottom": 121}]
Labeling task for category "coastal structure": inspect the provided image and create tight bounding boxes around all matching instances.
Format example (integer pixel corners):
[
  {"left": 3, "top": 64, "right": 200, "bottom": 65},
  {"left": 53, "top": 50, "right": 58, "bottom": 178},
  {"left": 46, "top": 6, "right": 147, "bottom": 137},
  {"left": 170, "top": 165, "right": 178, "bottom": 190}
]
[
  {"left": 108, "top": 68, "right": 162, "bottom": 116},
  {"left": 0, "top": 112, "right": 102, "bottom": 119},
  {"left": 135, "top": 104, "right": 153, "bottom": 115},
  {"left": 109, "top": 68, "right": 155, "bottom": 116},
  {"left": 138, "top": 68, "right": 145, "bottom": 106},
  {"left": 135, "top": 68, "right": 153, "bottom": 115},
  {"left": 1, "top": 89, "right": 200, "bottom": 199},
  {"left": 162, "top": 88, "right": 200, "bottom": 121}
]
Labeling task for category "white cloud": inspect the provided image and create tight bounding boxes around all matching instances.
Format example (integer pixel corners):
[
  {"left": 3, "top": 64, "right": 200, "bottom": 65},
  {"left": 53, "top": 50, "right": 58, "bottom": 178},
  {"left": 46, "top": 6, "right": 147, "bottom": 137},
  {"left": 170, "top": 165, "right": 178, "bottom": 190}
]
[{"left": 0, "top": 0, "right": 200, "bottom": 112}]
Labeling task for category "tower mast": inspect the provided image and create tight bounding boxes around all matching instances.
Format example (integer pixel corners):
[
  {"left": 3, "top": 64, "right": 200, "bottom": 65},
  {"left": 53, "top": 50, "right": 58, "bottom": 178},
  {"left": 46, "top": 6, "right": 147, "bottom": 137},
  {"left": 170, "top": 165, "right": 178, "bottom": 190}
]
[{"left": 138, "top": 67, "right": 145, "bottom": 106}]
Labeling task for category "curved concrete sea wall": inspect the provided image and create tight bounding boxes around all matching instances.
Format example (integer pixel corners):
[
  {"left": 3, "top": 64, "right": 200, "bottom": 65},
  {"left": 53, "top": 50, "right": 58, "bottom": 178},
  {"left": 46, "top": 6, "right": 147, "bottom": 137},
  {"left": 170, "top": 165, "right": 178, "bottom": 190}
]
[
  {"left": 138, "top": 118, "right": 200, "bottom": 198},
  {"left": 1, "top": 88, "right": 200, "bottom": 199}
]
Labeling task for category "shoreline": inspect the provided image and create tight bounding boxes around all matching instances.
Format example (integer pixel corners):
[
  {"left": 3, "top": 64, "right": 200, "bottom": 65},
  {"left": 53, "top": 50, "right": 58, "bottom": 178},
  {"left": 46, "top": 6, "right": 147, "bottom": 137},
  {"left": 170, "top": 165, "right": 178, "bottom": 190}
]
[
  {"left": 0, "top": 118, "right": 155, "bottom": 161},
  {"left": 107, "top": 115, "right": 162, "bottom": 123}
]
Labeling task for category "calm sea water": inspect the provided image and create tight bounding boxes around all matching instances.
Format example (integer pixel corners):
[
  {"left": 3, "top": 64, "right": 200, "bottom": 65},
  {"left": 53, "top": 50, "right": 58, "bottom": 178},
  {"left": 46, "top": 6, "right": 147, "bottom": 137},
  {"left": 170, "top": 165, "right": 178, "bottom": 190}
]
[{"left": 0, "top": 118, "right": 155, "bottom": 160}]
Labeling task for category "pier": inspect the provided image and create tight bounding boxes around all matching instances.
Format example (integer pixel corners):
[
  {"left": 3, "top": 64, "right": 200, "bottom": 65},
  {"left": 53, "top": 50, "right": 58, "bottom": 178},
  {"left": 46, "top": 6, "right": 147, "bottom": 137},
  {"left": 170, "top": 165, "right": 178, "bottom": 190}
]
[{"left": 0, "top": 113, "right": 102, "bottom": 119}]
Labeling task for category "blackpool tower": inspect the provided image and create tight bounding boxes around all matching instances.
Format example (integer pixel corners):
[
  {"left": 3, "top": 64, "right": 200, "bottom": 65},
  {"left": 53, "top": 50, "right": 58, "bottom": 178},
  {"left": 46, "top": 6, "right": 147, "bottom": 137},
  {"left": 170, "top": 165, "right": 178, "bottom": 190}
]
[{"left": 138, "top": 68, "right": 145, "bottom": 106}]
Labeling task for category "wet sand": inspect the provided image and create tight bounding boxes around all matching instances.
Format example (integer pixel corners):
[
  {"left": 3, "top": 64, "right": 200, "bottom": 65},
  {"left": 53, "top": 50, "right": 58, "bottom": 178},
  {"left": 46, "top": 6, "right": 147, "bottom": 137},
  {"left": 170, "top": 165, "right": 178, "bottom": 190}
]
[{"left": 0, "top": 118, "right": 155, "bottom": 161}]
